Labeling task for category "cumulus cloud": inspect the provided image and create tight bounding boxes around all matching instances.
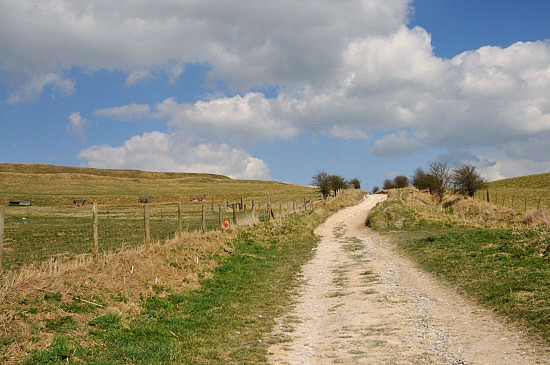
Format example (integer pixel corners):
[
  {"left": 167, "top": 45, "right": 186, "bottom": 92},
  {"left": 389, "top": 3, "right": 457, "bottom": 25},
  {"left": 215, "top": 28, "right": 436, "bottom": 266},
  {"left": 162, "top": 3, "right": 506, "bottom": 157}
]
[
  {"left": 154, "top": 94, "right": 298, "bottom": 143},
  {"left": 5, "top": 73, "right": 74, "bottom": 104},
  {"left": 77, "top": 131, "right": 270, "bottom": 180},
  {"left": 125, "top": 70, "right": 154, "bottom": 85},
  {"left": 94, "top": 104, "right": 151, "bottom": 121},
  {"left": 367, "top": 131, "right": 424, "bottom": 156},
  {"left": 0, "top": 0, "right": 410, "bottom": 90},
  {"left": 66, "top": 112, "right": 87, "bottom": 135}
]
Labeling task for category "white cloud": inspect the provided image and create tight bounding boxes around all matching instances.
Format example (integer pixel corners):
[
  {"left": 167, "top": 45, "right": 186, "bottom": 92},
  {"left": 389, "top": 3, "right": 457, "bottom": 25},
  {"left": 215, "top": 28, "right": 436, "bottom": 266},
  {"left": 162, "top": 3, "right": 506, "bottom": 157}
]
[
  {"left": 77, "top": 131, "right": 270, "bottom": 180},
  {"left": 326, "top": 126, "right": 370, "bottom": 140},
  {"left": 6, "top": 73, "right": 74, "bottom": 104},
  {"left": 94, "top": 104, "right": 151, "bottom": 121},
  {"left": 0, "top": 0, "right": 410, "bottom": 89},
  {"left": 154, "top": 94, "right": 298, "bottom": 143},
  {"left": 66, "top": 112, "right": 87, "bottom": 135},
  {"left": 125, "top": 70, "right": 153, "bottom": 85},
  {"left": 367, "top": 131, "right": 424, "bottom": 156}
]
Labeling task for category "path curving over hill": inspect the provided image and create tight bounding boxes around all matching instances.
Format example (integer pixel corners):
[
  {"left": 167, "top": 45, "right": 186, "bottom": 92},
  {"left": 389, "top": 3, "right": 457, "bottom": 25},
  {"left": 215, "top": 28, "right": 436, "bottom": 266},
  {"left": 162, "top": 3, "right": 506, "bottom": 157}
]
[{"left": 268, "top": 194, "right": 549, "bottom": 364}]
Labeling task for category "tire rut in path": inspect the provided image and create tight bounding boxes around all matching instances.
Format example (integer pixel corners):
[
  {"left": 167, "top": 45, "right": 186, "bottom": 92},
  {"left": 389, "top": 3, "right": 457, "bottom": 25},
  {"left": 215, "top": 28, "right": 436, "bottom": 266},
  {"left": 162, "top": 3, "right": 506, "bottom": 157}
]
[{"left": 267, "top": 195, "right": 549, "bottom": 364}]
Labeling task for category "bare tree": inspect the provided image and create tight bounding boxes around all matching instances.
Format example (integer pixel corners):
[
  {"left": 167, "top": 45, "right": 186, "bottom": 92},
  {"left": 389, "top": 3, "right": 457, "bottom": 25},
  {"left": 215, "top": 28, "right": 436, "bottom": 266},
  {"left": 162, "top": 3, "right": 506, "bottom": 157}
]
[{"left": 427, "top": 161, "right": 451, "bottom": 201}]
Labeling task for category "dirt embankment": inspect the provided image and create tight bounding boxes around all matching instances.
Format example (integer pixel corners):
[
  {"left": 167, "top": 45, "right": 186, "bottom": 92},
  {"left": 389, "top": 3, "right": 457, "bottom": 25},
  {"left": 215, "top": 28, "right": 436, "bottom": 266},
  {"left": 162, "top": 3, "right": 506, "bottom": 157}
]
[{"left": 268, "top": 195, "right": 549, "bottom": 364}]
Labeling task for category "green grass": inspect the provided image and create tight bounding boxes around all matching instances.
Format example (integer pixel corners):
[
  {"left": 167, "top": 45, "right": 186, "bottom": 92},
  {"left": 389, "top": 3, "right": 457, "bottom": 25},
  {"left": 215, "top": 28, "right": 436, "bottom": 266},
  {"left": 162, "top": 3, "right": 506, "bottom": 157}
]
[
  {"left": 22, "top": 210, "right": 322, "bottom": 364},
  {"left": 474, "top": 172, "right": 550, "bottom": 212},
  {"left": 367, "top": 188, "right": 550, "bottom": 342},
  {"left": 401, "top": 229, "right": 549, "bottom": 339},
  {"left": 15, "top": 190, "right": 365, "bottom": 364},
  {"left": 0, "top": 163, "right": 318, "bottom": 271},
  {"left": 0, "top": 163, "right": 316, "bottom": 207}
]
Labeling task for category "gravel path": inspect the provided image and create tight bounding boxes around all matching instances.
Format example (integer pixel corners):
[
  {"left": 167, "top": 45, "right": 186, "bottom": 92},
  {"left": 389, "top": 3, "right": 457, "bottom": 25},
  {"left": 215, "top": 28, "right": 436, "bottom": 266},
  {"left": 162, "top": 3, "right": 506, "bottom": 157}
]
[{"left": 267, "top": 195, "right": 549, "bottom": 364}]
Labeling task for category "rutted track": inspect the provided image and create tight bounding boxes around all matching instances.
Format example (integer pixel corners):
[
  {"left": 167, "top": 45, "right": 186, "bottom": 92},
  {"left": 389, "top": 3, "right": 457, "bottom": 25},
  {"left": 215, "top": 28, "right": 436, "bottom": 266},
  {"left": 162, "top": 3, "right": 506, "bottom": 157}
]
[{"left": 268, "top": 195, "right": 549, "bottom": 364}]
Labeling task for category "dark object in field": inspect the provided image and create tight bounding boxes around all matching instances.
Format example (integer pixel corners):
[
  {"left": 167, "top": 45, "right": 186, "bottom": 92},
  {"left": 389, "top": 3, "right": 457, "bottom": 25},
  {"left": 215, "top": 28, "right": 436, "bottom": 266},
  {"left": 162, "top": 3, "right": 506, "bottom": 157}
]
[
  {"left": 138, "top": 194, "right": 154, "bottom": 203},
  {"left": 9, "top": 200, "right": 31, "bottom": 206},
  {"left": 190, "top": 195, "right": 207, "bottom": 202},
  {"left": 73, "top": 199, "right": 86, "bottom": 206}
]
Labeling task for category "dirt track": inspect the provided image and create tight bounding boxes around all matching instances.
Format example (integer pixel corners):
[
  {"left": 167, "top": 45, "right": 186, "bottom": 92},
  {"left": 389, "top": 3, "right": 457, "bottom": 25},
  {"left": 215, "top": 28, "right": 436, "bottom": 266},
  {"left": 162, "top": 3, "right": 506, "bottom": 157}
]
[{"left": 268, "top": 195, "right": 550, "bottom": 364}]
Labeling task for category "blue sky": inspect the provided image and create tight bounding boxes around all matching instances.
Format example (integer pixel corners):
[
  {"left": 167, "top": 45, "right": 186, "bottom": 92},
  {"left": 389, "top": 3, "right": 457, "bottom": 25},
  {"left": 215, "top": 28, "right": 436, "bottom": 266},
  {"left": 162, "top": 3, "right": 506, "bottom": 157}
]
[{"left": 1, "top": 1, "right": 550, "bottom": 189}]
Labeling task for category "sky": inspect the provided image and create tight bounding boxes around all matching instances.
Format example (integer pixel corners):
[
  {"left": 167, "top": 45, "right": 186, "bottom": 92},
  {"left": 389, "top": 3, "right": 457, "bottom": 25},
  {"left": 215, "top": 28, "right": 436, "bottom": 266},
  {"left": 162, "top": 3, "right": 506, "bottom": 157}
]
[{"left": 1, "top": 0, "right": 550, "bottom": 189}]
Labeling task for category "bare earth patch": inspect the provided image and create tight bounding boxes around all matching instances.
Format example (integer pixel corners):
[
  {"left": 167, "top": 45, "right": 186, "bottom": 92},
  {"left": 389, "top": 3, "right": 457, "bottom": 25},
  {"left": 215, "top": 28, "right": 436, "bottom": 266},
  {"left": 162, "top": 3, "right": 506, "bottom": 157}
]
[{"left": 268, "top": 195, "right": 550, "bottom": 364}]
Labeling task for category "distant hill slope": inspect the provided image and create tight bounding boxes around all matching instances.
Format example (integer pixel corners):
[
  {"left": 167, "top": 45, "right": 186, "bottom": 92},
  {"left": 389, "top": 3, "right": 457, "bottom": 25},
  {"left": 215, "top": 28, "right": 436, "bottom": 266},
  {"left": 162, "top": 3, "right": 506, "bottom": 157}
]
[
  {"left": 488, "top": 172, "right": 550, "bottom": 190},
  {"left": 485, "top": 172, "right": 550, "bottom": 211},
  {"left": 0, "top": 163, "right": 230, "bottom": 181},
  {"left": 0, "top": 163, "right": 315, "bottom": 206}
]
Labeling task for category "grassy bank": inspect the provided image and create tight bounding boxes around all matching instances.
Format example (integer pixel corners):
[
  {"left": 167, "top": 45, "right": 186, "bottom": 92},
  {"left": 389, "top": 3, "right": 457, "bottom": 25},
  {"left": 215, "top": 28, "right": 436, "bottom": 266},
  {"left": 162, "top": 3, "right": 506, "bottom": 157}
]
[
  {"left": 367, "top": 189, "right": 549, "bottom": 342},
  {"left": 1, "top": 189, "right": 364, "bottom": 364}
]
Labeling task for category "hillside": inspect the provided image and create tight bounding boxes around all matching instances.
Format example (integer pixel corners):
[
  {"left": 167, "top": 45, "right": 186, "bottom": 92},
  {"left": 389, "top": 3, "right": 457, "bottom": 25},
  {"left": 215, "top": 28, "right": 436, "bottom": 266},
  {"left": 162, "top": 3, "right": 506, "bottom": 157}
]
[
  {"left": 476, "top": 172, "right": 550, "bottom": 212},
  {"left": 0, "top": 163, "right": 315, "bottom": 207},
  {"left": 488, "top": 172, "right": 550, "bottom": 190}
]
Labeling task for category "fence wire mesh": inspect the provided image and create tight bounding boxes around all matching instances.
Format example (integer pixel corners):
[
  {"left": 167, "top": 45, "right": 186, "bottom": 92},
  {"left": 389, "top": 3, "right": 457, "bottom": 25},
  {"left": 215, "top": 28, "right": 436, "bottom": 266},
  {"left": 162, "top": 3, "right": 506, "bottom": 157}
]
[{"left": 1, "top": 197, "right": 319, "bottom": 272}]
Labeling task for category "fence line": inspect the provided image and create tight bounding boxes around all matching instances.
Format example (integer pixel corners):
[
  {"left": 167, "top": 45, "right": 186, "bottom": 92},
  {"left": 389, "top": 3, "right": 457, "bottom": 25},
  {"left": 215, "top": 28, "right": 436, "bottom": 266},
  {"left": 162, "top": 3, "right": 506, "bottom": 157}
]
[
  {"left": 0, "top": 195, "right": 325, "bottom": 274},
  {"left": 473, "top": 189, "right": 548, "bottom": 213}
]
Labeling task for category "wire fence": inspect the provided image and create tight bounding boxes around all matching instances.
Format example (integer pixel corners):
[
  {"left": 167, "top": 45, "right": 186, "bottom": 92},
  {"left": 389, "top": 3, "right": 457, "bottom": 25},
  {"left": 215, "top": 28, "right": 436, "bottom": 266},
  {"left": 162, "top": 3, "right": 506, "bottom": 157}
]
[
  {"left": 0, "top": 196, "right": 324, "bottom": 274},
  {"left": 473, "top": 189, "right": 549, "bottom": 213}
]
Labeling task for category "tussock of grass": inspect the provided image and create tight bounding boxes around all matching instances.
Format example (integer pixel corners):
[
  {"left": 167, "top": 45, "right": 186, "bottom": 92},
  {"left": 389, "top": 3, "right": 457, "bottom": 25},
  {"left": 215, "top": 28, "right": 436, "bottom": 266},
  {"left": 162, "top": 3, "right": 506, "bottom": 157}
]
[{"left": 367, "top": 188, "right": 550, "bottom": 342}]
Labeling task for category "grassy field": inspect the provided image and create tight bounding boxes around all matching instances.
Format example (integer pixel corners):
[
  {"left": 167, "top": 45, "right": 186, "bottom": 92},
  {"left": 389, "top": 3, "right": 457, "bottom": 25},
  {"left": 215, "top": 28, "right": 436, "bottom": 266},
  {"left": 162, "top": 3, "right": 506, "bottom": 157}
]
[
  {"left": 0, "top": 188, "right": 364, "bottom": 364},
  {"left": 0, "top": 163, "right": 319, "bottom": 271},
  {"left": 367, "top": 185, "right": 549, "bottom": 343},
  {"left": 474, "top": 172, "right": 550, "bottom": 212},
  {"left": 0, "top": 163, "right": 314, "bottom": 207}
]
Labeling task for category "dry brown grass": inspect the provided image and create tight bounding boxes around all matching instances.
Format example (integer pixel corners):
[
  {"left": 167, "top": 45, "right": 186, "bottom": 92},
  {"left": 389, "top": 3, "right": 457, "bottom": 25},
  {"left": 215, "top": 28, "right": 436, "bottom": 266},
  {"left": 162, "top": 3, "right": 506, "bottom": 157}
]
[
  {"left": 0, "top": 227, "right": 239, "bottom": 362},
  {"left": 390, "top": 188, "right": 545, "bottom": 230}
]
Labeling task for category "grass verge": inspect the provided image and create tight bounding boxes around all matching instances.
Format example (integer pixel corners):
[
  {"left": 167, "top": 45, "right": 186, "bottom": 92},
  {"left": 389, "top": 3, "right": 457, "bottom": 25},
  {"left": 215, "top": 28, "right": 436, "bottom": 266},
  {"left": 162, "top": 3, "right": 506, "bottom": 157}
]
[
  {"left": 367, "top": 189, "right": 549, "bottom": 342},
  {"left": 4, "top": 190, "right": 364, "bottom": 364}
]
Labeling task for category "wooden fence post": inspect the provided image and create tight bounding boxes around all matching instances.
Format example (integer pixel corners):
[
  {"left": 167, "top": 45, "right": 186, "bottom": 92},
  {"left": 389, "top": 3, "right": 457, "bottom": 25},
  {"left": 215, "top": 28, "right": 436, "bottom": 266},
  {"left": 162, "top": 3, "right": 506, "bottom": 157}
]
[
  {"left": 486, "top": 189, "right": 489, "bottom": 203},
  {"left": 232, "top": 203, "right": 237, "bottom": 225},
  {"left": 92, "top": 203, "right": 99, "bottom": 262},
  {"left": 201, "top": 203, "right": 206, "bottom": 233},
  {"left": 268, "top": 198, "right": 271, "bottom": 220},
  {"left": 0, "top": 207, "right": 4, "bottom": 275},
  {"left": 218, "top": 203, "right": 222, "bottom": 229},
  {"left": 251, "top": 199, "right": 255, "bottom": 219},
  {"left": 293, "top": 198, "right": 296, "bottom": 212},
  {"left": 538, "top": 198, "right": 541, "bottom": 210},
  {"left": 178, "top": 203, "right": 182, "bottom": 233},
  {"left": 279, "top": 202, "right": 282, "bottom": 217},
  {"left": 524, "top": 197, "right": 527, "bottom": 213},
  {"left": 144, "top": 204, "right": 150, "bottom": 245}
]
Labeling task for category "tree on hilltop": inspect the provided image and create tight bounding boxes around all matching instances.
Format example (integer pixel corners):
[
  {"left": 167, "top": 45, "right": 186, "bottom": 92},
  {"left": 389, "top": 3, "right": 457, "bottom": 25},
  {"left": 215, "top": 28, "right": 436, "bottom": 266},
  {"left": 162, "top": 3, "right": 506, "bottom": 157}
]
[{"left": 451, "top": 164, "right": 486, "bottom": 197}]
